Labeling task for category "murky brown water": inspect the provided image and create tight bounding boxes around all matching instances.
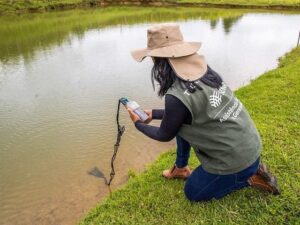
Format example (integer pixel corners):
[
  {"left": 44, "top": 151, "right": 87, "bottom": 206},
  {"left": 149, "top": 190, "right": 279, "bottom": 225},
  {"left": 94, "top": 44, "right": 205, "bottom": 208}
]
[{"left": 0, "top": 7, "right": 299, "bottom": 225}]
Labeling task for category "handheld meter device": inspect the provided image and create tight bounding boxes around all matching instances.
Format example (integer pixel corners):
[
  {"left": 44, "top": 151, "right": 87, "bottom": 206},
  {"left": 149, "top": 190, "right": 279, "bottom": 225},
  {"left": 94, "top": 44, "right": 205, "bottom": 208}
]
[{"left": 120, "top": 97, "right": 149, "bottom": 122}]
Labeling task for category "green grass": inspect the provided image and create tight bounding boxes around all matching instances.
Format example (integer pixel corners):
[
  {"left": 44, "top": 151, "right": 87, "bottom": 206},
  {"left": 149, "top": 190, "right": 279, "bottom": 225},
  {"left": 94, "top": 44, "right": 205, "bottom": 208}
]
[
  {"left": 0, "top": 0, "right": 83, "bottom": 14},
  {"left": 177, "top": 0, "right": 300, "bottom": 7},
  {"left": 0, "top": 0, "right": 171, "bottom": 14},
  {"left": 79, "top": 47, "right": 300, "bottom": 225},
  {"left": 1, "top": 0, "right": 300, "bottom": 14}
]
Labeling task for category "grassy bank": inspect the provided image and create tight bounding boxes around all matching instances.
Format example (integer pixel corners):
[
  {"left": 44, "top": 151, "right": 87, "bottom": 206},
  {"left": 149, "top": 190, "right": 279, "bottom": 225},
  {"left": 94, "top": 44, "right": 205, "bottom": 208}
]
[
  {"left": 1, "top": 0, "right": 171, "bottom": 14},
  {"left": 80, "top": 47, "right": 300, "bottom": 224},
  {"left": 177, "top": 0, "right": 300, "bottom": 8},
  {"left": 1, "top": 0, "right": 300, "bottom": 14},
  {"left": 0, "top": 0, "right": 82, "bottom": 14}
]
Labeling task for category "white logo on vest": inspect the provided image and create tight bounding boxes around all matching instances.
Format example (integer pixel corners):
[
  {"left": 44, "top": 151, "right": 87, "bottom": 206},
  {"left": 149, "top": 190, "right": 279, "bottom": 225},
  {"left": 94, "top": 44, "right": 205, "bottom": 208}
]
[
  {"left": 209, "top": 82, "right": 227, "bottom": 108},
  {"left": 219, "top": 98, "right": 243, "bottom": 123},
  {"left": 209, "top": 91, "right": 222, "bottom": 107}
]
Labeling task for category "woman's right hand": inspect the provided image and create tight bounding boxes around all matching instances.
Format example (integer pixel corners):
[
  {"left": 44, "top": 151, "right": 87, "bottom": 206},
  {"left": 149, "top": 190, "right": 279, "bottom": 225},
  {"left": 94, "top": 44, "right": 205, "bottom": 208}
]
[{"left": 144, "top": 109, "right": 153, "bottom": 124}]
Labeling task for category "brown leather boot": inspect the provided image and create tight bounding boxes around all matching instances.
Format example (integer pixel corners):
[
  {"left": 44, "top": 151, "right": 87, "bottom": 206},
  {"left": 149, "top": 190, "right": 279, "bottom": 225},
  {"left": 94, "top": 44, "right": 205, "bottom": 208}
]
[
  {"left": 248, "top": 163, "right": 280, "bottom": 195},
  {"left": 162, "top": 165, "right": 191, "bottom": 179}
]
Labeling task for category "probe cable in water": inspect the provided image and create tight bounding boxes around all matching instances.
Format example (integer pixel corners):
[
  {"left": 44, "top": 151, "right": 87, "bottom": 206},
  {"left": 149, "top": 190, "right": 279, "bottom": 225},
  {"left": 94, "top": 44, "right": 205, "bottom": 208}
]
[
  {"left": 106, "top": 98, "right": 149, "bottom": 192},
  {"left": 106, "top": 99, "right": 125, "bottom": 190}
]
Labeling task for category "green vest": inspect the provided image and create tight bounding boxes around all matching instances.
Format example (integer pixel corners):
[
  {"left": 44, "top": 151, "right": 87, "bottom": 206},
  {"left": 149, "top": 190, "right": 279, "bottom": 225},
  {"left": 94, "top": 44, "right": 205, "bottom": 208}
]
[{"left": 167, "top": 79, "right": 261, "bottom": 175}]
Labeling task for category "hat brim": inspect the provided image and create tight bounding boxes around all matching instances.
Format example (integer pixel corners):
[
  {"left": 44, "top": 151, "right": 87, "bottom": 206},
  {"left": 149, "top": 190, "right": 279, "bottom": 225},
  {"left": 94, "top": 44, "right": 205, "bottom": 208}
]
[
  {"left": 131, "top": 42, "right": 201, "bottom": 62},
  {"left": 168, "top": 53, "right": 207, "bottom": 81}
]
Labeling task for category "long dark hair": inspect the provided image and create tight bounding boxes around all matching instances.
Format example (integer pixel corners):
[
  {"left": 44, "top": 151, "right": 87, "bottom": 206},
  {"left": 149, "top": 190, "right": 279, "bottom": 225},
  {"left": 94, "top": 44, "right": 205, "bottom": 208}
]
[
  {"left": 151, "top": 57, "right": 223, "bottom": 97},
  {"left": 151, "top": 58, "right": 177, "bottom": 97}
]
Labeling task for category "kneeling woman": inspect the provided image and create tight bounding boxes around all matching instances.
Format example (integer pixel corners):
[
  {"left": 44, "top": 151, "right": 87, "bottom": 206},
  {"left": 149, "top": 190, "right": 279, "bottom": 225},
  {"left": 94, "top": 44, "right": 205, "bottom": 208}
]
[{"left": 127, "top": 24, "right": 279, "bottom": 201}]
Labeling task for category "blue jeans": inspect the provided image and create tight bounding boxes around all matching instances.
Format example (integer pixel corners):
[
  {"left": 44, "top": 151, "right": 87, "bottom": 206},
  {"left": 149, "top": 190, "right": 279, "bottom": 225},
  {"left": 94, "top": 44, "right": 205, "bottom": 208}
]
[{"left": 175, "top": 135, "right": 260, "bottom": 201}]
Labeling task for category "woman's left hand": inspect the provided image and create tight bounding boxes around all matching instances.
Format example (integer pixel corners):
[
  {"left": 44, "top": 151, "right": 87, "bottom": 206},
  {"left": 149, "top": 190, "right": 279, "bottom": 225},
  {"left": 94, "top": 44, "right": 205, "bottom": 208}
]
[{"left": 127, "top": 108, "right": 141, "bottom": 123}]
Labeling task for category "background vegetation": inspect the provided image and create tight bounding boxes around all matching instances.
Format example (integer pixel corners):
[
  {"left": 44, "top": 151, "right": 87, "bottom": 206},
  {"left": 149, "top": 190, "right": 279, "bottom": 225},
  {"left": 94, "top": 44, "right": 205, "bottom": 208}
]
[
  {"left": 1, "top": 0, "right": 300, "bottom": 14},
  {"left": 177, "top": 0, "right": 300, "bottom": 7},
  {"left": 79, "top": 47, "right": 300, "bottom": 224}
]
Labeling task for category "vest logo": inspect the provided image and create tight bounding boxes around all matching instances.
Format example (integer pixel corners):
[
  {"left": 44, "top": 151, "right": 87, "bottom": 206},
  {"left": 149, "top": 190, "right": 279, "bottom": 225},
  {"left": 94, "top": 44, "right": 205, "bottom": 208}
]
[
  {"left": 183, "top": 90, "right": 190, "bottom": 96},
  {"left": 209, "top": 91, "right": 222, "bottom": 107},
  {"left": 209, "top": 82, "right": 227, "bottom": 108}
]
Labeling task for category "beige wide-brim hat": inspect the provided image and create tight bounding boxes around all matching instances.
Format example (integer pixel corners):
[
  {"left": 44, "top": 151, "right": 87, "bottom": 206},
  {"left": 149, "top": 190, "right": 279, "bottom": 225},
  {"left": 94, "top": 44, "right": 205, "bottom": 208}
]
[{"left": 131, "top": 23, "right": 207, "bottom": 81}]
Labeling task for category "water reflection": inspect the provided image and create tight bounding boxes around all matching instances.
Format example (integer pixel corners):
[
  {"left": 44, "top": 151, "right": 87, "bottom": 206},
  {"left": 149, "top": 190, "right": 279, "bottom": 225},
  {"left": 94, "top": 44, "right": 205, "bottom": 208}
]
[
  {"left": 0, "top": 7, "right": 247, "bottom": 63},
  {"left": 210, "top": 19, "right": 218, "bottom": 29},
  {"left": 222, "top": 16, "right": 242, "bottom": 33}
]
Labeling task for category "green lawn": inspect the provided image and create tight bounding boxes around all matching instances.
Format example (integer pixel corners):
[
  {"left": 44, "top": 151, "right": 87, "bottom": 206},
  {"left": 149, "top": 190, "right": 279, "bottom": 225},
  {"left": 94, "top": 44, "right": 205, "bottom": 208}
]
[{"left": 79, "top": 47, "right": 300, "bottom": 225}]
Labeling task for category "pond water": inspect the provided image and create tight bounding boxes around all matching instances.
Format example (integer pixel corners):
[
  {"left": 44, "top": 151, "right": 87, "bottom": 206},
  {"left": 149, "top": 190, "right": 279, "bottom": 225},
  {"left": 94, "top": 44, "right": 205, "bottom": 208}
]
[{"left": 0, "top": 6, "right": 299, "bottom": 225}]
